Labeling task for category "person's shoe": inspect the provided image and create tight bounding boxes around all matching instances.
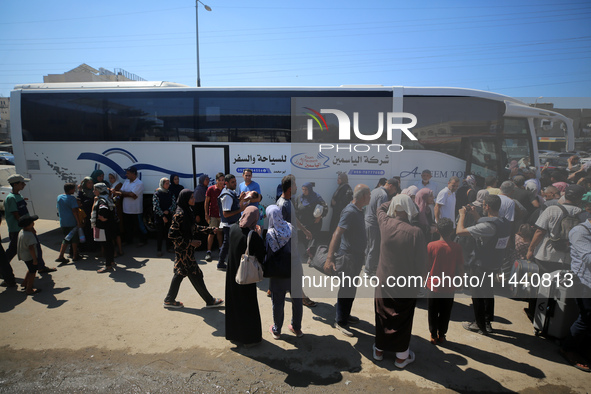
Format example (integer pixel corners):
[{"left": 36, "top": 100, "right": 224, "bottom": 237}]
[
  {"left": 347, "top": 315, "right": 360, "bottom": 324},
  {"left": 395, "top": 350, "right": 415, "bottom": 369},
  {"left": 163, "top": 301, "right": 184, "bottom": 309},
  {"left": 55, "top": 257, "right": 69, "bottom": 266},
  {"left": 288, "top": 324, "right": 304, "bottom": 338},
  {"left": 204, "top": 298, "right": 224, "bottom": 308},
  {"left": 217, "top": 263, "right": 227, "bottom": 271},
  {"left": 72, "top": 254, "right": 82, "bottom": 262},
  {"left": 38, "top": 267, "right": 57, "bottom": 273},
  {"left": 205, "top": 251, "right": 212, "bottom": 262},
  {"left": 0, "top": 280, "right": 17, "bottom": 288},
  {"left": 560, "top": 348, "right": 591, "bottom": 372},
  {"left": 302, "top": 297, "right": 317, "bottom": 308},
  {"left": 156, "top": 251, "right": 163, "bottom": 257},
  {"left": 485, "top": 321, "right": 494, "bottom": 334},
  {"left": 462, "top": 321, "right": 487, "bottom": 335},
  {"left": 333, "top": 322, "right": 354, "bottom": 337},
  {"left": 267, "top": 289, "right": 272, "bottom": 297},
  {"left": 372, "top": 343, "right": 384, "bottom": 361},
  {"left": 269, "top": 325, "right": 281, "bottom": 340},
  {"left": 430, "top": 335, "right": 438, "bottom": 345},
  {"left": 437, "top": 334, "right": 446, "bottom": 344}
]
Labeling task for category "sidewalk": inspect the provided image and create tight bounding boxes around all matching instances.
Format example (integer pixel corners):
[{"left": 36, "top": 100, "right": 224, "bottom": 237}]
[{"left": 0, "top": 219, "right": 587, "bottom": 392}]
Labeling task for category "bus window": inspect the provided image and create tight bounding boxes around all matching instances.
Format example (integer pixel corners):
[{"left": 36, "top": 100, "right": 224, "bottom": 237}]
[
  {"left": 466, "top": 137, "right": 499, "bottom": 179},
  {"left": 502, "top": 137, "right": 532, "bottom": 170}
]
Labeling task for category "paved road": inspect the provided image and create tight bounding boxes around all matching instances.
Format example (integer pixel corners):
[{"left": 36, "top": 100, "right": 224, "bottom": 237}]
[{"left": 0, "top": 219, "right": 587, "bottom": 392}]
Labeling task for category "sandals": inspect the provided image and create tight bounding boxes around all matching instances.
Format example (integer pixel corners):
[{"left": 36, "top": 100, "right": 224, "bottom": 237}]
[
  {"left": 163, "top": 301, "right": 184, "bottom": 309},
  {"left": 205, "top": 298, "right": 224, "bottom": 308},
  {"left": 26, "top": 288, "right": 42, "bottom": 295},
  {"left": 302, "top": 297, "right": 317, "bottom": 308},
  {"left": 97, "top": 266, "right": 113, "bottom": 273},
  {"left": 560, "top": 349, "right": 591, "bottom": 372},
  {"left": 395, "top": 350, "right": 415, "bottom": 369}
]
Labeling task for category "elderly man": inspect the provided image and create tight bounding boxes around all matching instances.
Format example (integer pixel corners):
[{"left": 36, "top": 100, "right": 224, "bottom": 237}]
[
  {"left": 435, "top": 176, "right": 460, "bottom": 228},
  {"left": 373, "top": 194, "right": 427, "bottom": 367},
  {"left": 324, "top": 184, "right": 371, "bottom": 337},
  {"left": 415, "top": 169, "right": 438, "bottom": 196},
  {"left": 116, "top": 166, "right": 147, "bottom": 247}
]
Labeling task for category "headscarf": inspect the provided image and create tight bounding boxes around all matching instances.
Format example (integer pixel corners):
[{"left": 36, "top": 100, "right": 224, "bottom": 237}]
[
  {"left": 169, "top": 174, "right": 184, "bottom": 200},
  {"left": 387, "top": 194, "right": 418, "bottom": 219},
  {"left": 193, "top": 174, "right": 209, "bottom": 203},
  {"left": 91, "top": 183, "right": 115, "bottom": 225},
  {"left": 90, "top": 169, "right": 104, "bottom": 184},
  {"left": 109, "top": 172, "right": 121, "bottom": 187},
  {"left": 94, "top": 182, "right": 109, "bottom": 195},
  {"left": 299, "top": 182, "right": 320, "bottom": 207},
  {"left": 175, "top": 189, "right": 195, "bottom": 236},
  {"left": 266, "top": 205, "right": 292, "bottom": 252},
  {"left": 157, "top": 177, "right": 170, "bottom": 193},
  {"left": 80, "top": 176, "right": 94, "bottom": 199},
  {"left": 472, "top": 189, "right": 489, "bottom": 207},
  {"left": 239, "top": 205, "right": 259, "bottom": 230},
  {"left": 401, "top": 185, "right": 419, "bottom": 197},
  {"left": 415, "top": 188, "right": 433, "bottom": 227}
]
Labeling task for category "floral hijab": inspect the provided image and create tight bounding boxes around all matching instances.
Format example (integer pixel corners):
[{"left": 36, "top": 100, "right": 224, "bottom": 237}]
[{"left": 266, "top": 205, "right": 292, "bottom": 252}]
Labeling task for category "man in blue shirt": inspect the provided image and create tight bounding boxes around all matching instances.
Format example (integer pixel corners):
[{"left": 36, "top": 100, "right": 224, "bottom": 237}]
[
  {"left": 238, "top": 169, "right": 262, "bottom": 208},
  {"left": 56, "top": 183, "right": 83, "bottom": 265},
  {"left": 325, "top": 184, "right": 371, "bottom": 337}
]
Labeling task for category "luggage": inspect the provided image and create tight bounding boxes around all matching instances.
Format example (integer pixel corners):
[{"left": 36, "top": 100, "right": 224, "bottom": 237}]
[
  {"left": 510, "top": 260, "right": 540, "bottom": 299},
  {"left": 533, "top": 270, "right": 579, "bottom": 339}
]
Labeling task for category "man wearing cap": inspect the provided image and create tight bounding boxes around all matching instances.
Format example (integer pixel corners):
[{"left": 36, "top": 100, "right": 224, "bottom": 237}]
[
  {"left": 415, "top": 169, "right": 439, "bottom": 196},
  {"left": 364, "top": 178, "right": 399, "bottom": 276},
  {"left": 115, "top": 167, "right": 147, "bottom": 247},
  {"left": 0, "top": 174, "right": 31, "bottom": 287},
  {"left": 527, "top": 184, "right": 586, "bottom": 274}
]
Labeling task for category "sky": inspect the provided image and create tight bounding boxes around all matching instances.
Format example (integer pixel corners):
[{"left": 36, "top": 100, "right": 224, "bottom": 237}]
[{"left": 1, "top": 0, "right": 590, "bottom": 106}]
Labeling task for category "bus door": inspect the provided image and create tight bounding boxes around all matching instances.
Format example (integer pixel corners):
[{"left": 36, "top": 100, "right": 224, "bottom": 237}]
[
  {"left": 463, "top": 136, "right": 502, "bottom": 181},
  {"left": 192, "top": 145, "right": 230, "bottom": 188}
]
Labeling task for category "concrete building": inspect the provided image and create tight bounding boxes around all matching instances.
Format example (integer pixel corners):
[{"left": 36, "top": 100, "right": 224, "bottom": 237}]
[
  {"left": 0, "top": 96, "right": 10, "bottom": 148},
  {"left": 43, "top": 63, "right": 145, "bottom": 83}
]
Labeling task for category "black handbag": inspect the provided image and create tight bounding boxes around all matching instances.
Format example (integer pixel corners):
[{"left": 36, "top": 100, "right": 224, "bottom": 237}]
[{"left": 308, "top": 244, "right": 346, "bottom": 276}]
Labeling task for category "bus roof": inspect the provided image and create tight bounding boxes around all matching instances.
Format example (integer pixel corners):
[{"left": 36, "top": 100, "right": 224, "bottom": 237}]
[{"left": 12, "top": 82, "right": 523, "bottom": 103}]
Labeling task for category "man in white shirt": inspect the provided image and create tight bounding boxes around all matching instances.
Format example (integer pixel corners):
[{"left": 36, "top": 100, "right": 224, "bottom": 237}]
[
  {"left": 117, "top": 166, "right": 147, "bottom": 246},
  {"left": 415, "top": 169, "right": 438, "bottom": 196},
  {"left": 498, "top": 181, "right": 516, "bottom": 223},
  {"left": 435, "top": 176, "right": 460, "bottom": 228}
]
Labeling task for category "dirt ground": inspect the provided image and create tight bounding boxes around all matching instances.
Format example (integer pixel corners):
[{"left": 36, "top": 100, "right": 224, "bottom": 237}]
[{"left": 0, "top": 219, "right": 588, "bottom": 393}]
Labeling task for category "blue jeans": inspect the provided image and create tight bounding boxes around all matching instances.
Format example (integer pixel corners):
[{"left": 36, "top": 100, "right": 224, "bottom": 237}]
[
  {"left": 270, "top": 277, "right": 303, "bottom": 332},
  {"left": 218, "top": 226, "right": 231, "bottom": 266}
]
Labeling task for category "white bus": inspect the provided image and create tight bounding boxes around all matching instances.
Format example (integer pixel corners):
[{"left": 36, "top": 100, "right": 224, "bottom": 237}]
[{"left": 10, "top": 82, "right": 574, "bottom": 228}]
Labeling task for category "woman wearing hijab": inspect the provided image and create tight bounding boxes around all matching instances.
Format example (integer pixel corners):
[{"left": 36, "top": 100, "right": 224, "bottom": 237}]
[
  {"left": 294, "top": 182, "right": 327, "bottom": 255},
  {"left": 78, "top": 176, "right": 95, "bottom": 251},
  {"left": 193, "top": 174, "right": 209, "bottom": 226},
  {"left": 266, "top": 205, "right": 303, "bottom": 339},
  {"left": 416, "top": 188, "right": 436, "bottom": 241},
  {"left": 163, "top": 189, "right": 222, "bottom": 309},
  {"left": 92, "top": 183, "right": 118, "bottom": 273},
  {"left": 153, "top": 178, "right": 176, "bottom": 257},
  {"left": 225, "top": 205, "right": 265, "bottom": 346},
  {"left": 329, "top": 173, "right": 353, "bottom": 234},
  {"left": 401, "top": 185, "right": 419, "bottom": 202},
  {"left": 169, "top": 174, "right": 184, "bottom": 202},
  {"left": 91, "top": 169, "right": 110, "bottom": 188},
  {"left": 373, "top": 194, "right": 427, "bottom": 367}
]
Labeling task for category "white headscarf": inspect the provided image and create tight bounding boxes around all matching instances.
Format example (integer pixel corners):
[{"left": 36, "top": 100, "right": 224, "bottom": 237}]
[
  {"left": 266, "top": 205, "right": 293, "bottom": 252},
  {"left": 387, "top": 194, "right": 418, "bottom": 219}
]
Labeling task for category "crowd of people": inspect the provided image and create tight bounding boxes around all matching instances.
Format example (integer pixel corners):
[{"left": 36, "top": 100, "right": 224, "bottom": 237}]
[{"left": 1, "top": 158, "right": 590, "bottom": 372}]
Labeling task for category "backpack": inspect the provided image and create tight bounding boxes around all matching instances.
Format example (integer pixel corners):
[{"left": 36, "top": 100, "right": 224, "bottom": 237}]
[{"left": 549, "top": 204, "right": 580, "bottom": 252}]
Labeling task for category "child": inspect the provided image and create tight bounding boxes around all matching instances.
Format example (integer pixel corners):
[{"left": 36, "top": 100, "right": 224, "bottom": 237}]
[
  {"left": 17, "top": 214, "right": 42, "bottom": 295},
  {"left": 514, "top": 223, "right": 534, "bottom": 261},
  {"left": 425, "top": 217, "right": 464, "bottom": 344}
]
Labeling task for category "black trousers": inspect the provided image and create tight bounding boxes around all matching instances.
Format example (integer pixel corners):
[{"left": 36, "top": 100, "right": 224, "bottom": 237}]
[
  {"left": 156, "top": 220, "right": 172, "bottom": 252},
  {"left": 164, "top": 269, "right": 214, "bottom": 305},
  {"left": 471, "top": 265, "right": 495, "bottom": 330},
  {"left": 428, "top": 296, "right": 455, "bottom": 337}
]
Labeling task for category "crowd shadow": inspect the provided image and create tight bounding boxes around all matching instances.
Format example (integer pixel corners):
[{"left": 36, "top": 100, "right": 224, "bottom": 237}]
[{"left": 231, "top": 333, "right": 362, "bottom": 387}]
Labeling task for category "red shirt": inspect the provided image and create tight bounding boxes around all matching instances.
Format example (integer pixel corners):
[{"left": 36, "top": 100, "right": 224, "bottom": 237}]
[
  {"left": 205, "top": 185, "right": 223, "bottom": 218},
  {"left": 426, "top": 239, "right": 464, "bottom": 293}
]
